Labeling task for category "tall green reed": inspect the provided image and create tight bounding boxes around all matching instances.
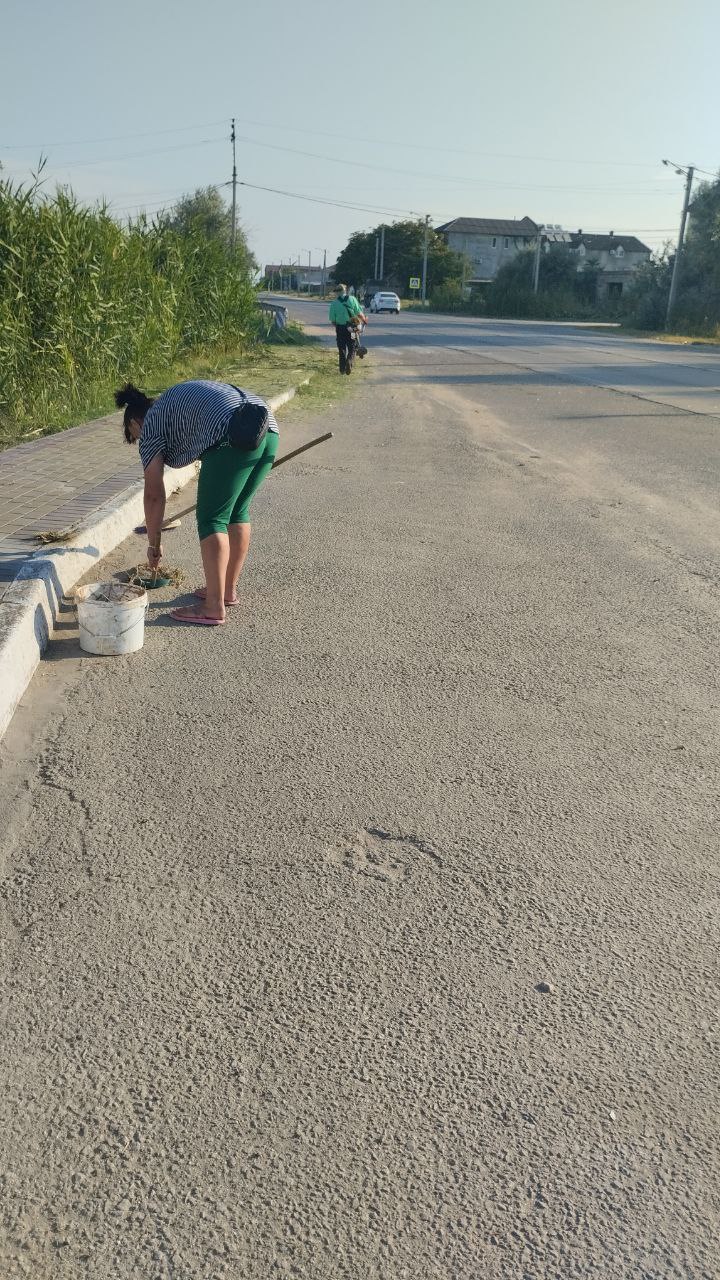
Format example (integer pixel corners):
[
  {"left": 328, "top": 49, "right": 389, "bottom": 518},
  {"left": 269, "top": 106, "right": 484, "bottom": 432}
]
[{"left": 0, "top": 176, "right": 261, "bottom": 441}]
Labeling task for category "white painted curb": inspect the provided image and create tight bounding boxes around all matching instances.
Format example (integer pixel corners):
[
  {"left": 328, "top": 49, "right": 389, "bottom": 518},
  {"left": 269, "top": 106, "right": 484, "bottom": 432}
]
[{"left": 0, "top": 388, "right": 305, "bottom": 740}]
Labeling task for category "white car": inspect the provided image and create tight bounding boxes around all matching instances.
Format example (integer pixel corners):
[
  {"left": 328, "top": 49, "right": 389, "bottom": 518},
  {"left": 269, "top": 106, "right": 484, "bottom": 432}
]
[{"left": 370, "top": 291, "right": 401, "bottom": 314}]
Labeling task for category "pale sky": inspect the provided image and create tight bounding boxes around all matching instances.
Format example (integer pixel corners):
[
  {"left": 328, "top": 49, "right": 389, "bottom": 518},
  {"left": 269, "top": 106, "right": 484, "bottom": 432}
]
[{"left": 2, "top": 0, "right": 718, "bottom": 270}]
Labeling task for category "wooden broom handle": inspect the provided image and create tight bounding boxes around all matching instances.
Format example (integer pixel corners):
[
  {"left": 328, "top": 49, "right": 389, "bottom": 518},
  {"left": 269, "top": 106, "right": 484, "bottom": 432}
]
[
  {"left": 271, "top": 431, "right": 334, "bottom": 469},
  {"left": 165, "top": 432, "right": 334, "bottom": 524}
]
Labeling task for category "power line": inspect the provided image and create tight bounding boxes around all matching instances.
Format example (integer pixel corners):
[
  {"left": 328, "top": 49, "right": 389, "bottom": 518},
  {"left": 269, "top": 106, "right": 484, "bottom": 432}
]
[
  {"left": 250, "top": 176, "right": 677, "bottom": 197},
  {"left": 112, "top": 202, "right": 176, "bottom": 216},
  {"left": 234, "top": 179, "right": 425, "bottom": 219},
  {"left": 2, "top": 110, "right": 716, "bottom": 177},
  {"left": 108, "top": 184, "right": 199, "bottom": 202},
  {"left": 112, "top": 174, "right": 679, "bottom": 239},
  {"left": 230, "top": 116, "right": 715, "bottom": 173},
  {"left": 0, "top": 120, "right": 227, "bottom": 152},
  {"left": 3, "top": 150, "right": 686, "bottom": 238},
  {"left": 1, "top": 136, "right": 226, "bottom": 172},
  {"left": 3, "top": 113, "right": 717, "bottom": 203},
  {"left": 112, "top": 166, "right": 681, "bottom": 236},
  {"left": 111, "top": 188, "right": 206, "bottom": 213},
  {"left": 5, "top": 120, "right": 713, "bottom": 203},
  {"left": 232, "top": 133, "right": 684, "bottom": 194}
]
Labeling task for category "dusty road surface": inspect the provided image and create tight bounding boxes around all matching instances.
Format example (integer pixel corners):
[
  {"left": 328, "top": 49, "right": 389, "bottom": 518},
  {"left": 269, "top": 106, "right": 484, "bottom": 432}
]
[
  {"left": 278, "top": 295, "right": 720, "bottom": 416},
  {"left": 1, "top": 316, "right": 719, "bottom": 1278}
]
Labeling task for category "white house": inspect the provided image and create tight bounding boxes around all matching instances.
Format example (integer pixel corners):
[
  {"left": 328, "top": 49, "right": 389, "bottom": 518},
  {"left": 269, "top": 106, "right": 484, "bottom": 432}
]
[
  {"left": 435, "top": 216, "right": 539, "bottom": 283},
  {"left": 568, "top": 231, "right": 651, "bottom": 298}
]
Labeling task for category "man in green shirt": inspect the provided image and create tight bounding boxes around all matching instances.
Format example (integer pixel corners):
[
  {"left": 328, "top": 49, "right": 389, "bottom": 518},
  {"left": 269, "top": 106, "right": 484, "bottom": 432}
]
[{"left": 329, "top": 284, "right": 366, "bottom": 374}]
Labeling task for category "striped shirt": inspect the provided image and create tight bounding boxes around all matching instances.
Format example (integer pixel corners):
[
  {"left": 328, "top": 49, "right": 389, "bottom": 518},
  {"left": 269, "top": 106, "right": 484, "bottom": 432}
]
[{"left": 139, "top": 380, "right": 278, "bottom": 471}]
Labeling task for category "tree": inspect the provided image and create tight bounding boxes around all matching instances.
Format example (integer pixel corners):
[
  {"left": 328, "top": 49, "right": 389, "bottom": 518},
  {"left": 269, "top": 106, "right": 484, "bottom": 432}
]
[
  {"left": 484, "top": 244, "right": 599, "bottom": 319},
  {"left": 165, "top": 186, "right": 256, "bottom": 272},
  {"left": 333, "top": 229, "right": 375, "bottom": 287},
  {"left": 574, "top": 256, "right": 601, "bottom": 304},
  {"left": 621, "top": 248, "right": 672, "bottom": 330},
  {"left": 671, "top": 175, "right": 720, "bottom": 330},
  {"left": 168, "top": 186, "right": 231, "bottom": 241},
  {"left": 334, "top": 219, "right": 465, "bottom": 295},
  {"left": 487, "top": 248, "right": 533, "bottom": 291},
  {"left": 682, "top": 176, "right": 720, "bottom": 286}
]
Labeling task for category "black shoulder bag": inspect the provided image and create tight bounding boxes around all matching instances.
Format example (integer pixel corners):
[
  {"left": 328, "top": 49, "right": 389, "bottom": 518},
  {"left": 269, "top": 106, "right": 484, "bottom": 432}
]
[{"left": 226, "top": 385, "right": 270, "bottom": 452}]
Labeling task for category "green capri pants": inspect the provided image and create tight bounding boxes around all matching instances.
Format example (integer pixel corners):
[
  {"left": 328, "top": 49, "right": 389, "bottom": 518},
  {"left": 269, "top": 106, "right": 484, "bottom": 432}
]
[{"left": 195, "top": 432, "right": 279, "bottom": 541}]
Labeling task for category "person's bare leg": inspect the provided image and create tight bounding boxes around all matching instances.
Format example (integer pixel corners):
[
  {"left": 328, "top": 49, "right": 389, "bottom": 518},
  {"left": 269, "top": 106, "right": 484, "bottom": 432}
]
[
  {"left": 198, "top": 532, "right": 228, "bottom": 619},
  {"left": 226, "top": 522, "right": 251, "bottom": 598},
  {"left": 195, "top": 523, "right": 250, "bottom": 602}
]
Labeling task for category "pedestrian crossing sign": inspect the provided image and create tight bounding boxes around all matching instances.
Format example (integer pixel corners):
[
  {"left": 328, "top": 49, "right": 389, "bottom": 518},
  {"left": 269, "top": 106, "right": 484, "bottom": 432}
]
[{"left": 409, "top": 276, "right": 421, "bottom": 289}]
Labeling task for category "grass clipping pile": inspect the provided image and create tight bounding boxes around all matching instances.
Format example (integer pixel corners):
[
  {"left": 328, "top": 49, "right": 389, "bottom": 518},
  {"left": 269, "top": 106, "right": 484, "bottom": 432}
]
[
  {"left": 125, "top": 563, "right": 185, "bottom": 588},
  {"left": 35, "top": 527, "right": 77, "bottom": 545}
]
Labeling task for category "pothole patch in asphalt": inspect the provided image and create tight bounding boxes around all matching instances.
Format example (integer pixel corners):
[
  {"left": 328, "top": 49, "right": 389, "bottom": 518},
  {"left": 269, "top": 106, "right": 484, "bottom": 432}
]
[{"left": 326, "top": 826, "right": 443, "bottom": 883}]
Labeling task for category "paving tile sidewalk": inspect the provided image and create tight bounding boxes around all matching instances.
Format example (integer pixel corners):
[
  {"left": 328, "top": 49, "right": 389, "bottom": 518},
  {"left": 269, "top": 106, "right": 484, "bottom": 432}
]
[{"left": 0, "top": 412, "right": 143, "bottom": 583}]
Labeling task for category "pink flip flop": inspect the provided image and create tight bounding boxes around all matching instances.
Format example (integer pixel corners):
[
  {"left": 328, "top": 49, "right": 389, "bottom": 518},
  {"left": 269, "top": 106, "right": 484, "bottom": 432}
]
[
  {"left": 192, "top": 589, "right": 240, "bottom": 607},
  {"left": 170, "top": 608, "right": 225, "bottom": 626}
]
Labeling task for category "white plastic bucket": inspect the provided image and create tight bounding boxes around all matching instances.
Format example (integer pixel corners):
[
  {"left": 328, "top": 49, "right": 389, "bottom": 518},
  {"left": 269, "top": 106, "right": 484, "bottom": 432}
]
[{"left": 75, "top": 581, "right": 148, "bottom": 656}]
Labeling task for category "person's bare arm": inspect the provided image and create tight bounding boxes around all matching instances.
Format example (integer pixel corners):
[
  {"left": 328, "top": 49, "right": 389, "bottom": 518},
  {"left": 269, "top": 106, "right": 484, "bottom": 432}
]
[{"left": 143, "top": 454, "right": 166, "bottom": 566}]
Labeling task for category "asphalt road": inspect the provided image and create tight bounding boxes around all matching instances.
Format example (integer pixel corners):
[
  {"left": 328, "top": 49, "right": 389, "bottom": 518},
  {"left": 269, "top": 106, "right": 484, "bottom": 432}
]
[
  {"left": 279, "top": 296, "right": 720, "bottom": 416},
  {"left": 1, "top": 310, "right": 718, "bottom": 1278}
]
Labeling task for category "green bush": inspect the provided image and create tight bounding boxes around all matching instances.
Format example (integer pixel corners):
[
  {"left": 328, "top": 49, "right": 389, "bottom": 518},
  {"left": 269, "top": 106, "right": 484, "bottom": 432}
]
[
  {"left": 428, "top": 280, "right": 468, "bottom": 312},
  {"left": 671, "top": 285, "right": 720, "bottom": 336},
  {"left": 484, "top": 248, "right": 597, "bottom": 320},
  {"left": 0, "top": 177, "right": 261, "bottom": 437},
  {"left": 426, "top": 248, "right": 600, "bottom": 322},
  {"left": 484, "top": 285, "right": 595, "bottom": 321}
]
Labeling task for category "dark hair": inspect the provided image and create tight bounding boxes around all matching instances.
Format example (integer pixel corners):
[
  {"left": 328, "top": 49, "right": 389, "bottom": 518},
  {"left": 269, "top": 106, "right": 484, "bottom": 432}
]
[{"left": 114, "top": 383, "right": 155, "bottom": 443}]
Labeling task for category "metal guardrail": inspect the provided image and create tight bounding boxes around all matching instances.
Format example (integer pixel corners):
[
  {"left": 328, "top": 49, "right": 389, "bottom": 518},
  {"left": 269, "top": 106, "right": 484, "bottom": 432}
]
[{"left": 258, "top": 300, "right": 289, "bottom": 329}]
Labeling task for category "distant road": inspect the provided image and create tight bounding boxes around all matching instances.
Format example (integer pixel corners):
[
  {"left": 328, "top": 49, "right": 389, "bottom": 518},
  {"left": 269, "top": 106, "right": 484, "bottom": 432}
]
[{"left": 267, "top": 295, "right": 720, "bottom": 417}]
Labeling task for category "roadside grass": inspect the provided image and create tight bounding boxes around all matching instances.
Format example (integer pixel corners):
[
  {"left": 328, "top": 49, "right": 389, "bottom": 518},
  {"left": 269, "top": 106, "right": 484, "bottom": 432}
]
[
  {"left": 277, "top": 350, "right": 359, "bottom": 424},
  {"left": 0, "top": 381, "right": 127, "bottom": 449},
  {"left": 592, "top": 327, "right": 720, "bottom": 347},
  {"left": 406, "top": 301, "right": 720, "bottom": 347},
  {"left": 183, "top": 330, "right": 357, "bottom": 422},
  {"left": 1, "top": 326, "right": 348, "bottom": 450}
]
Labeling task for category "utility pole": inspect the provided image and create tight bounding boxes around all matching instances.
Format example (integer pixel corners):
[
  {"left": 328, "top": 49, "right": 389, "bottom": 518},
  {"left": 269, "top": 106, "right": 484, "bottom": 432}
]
[
  {"left": 421, "top": 214, "right": 430, "bottom": 304},
  {"left": 374, "top": 235, "right": 380, "bottom": 281},
  {"left": 379, "top": 226, "right": 385, "bottom": 283},
  {"left": 322, "top": 248, "right": 327, "bottom": 295},
  {"left": 532, "top": 226, "right": 543, "bottom": 293},
  {"left": 664, "top": 160, "right": 695, "bottom": 327},
  {"left": 230, "top": 118, "right": 237, "bottom": 253}
]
